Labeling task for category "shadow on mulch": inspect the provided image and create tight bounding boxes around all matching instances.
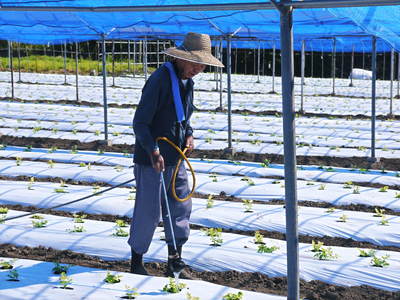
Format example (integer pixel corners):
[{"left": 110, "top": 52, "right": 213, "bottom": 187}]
[{"left": 0, "top": 244, "right": 399, "bottom": 300}]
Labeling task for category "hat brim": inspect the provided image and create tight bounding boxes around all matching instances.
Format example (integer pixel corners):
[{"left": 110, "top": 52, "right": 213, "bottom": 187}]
[{"left": 163, "top": 47, "right": 224, "bottom": 68}]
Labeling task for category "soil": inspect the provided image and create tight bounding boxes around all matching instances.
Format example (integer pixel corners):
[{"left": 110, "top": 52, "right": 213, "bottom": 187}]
[
  {"left": 0, "top": 244, "right": 398, "bottom": 300},
  {"left": 2, "top": 135, "right": 400, "bottom": 171}
]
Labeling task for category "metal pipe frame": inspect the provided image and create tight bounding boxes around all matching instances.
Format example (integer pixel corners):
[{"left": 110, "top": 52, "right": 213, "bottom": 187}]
[
  {"left": 371, "top": 36, "right": 376, "bottom": 159},
  {"left": 257, "top": 40, "right": 261, "bottom": 83},
  {"left": 226, "top": 35, "right": 233, "bottom": 149},
  {"left": 8, "top": 41, "right": 14, "bottom": 99},
  {"left": 17, "top": 42, "right": 21, "bottom": 83},
  {"left": 219, "top": 38, "right": 223, "bottom": 109},
  {"left": 128, "top": 40, "right": 131, "bottom": 73},
  {"left": 144, "top": 37, "right": 148, "bottom": 81},
  {"left": 1, "top": 0, "right": 397, "bottom": 12},
  {"left": 102, "top": 36, "right": 109, "bottom": 142},
  {"left": 350, "top": 45, "right": 354, "bottom": 87},
  {"left": 272, "top": 40, "right": 276, "bottom": 93},
  {"left": 112, "top": 40, "right": 116, "bottom": 86},
  {"left": 389, "top": 48, "right": 394, "bottom": 115},
  {"left": 332, "top": 37, "right": 336, "bottom": 95},
  {"left": 300, "top": 39, "right": 305, "bottom": 113},
  {"left": 398, "top": 52, "right": 400, "bottom": 98},
  {"left": 75, "top": 42, "right": 79, "bottom": 101},
  {"left": 279, "top": 1, "right": 299, "bottom": 299},
  {"left": 63, "top": 42, "right": 67, "bottom": 84}
]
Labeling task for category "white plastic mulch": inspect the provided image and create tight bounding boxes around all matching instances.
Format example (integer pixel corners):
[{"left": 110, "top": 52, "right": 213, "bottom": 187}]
[
  {"left": 0, "top": 257, "right": 279, "bottom": 300},
  {"left": 0, "top": 210, "right": 399, "bottom": 292}
]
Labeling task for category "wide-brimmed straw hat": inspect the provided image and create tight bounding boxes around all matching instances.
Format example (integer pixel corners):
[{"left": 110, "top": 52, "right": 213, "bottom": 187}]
[{"left": 163, "top": 32, "right": 224, "bottom": 68}]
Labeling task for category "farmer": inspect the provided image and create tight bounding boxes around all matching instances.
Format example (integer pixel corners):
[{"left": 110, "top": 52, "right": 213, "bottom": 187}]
[{"left": 128, "top": 32, "right": 223, "bottom": 277}]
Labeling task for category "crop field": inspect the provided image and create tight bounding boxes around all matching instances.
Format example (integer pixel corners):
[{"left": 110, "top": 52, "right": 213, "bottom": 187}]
[{"left": 0, "top": 71, "right": 400, "bottom": 299}]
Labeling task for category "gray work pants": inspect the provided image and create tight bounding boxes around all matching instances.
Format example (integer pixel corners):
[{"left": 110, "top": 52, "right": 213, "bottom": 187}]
[{"left": 128, "top": 163, "right": 192, "bottom": 254}]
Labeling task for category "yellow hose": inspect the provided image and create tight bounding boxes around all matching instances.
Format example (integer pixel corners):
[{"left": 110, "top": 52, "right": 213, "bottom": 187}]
[{"left": 155, "top": 137, "right": 196, "bottom": 202}]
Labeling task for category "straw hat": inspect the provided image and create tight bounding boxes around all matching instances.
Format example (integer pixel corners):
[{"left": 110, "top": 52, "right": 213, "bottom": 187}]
[{"left": 164, "top": 32, "right": 224, "bottom": 68}]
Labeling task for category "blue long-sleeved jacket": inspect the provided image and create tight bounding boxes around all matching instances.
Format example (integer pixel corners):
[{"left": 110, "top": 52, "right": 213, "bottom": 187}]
[{"left": 133, "top": 63, "right": 194, "bottom": 166}]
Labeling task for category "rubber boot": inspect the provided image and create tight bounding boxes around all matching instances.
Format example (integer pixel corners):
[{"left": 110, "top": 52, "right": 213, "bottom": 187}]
[{"left": 130, "top": 248, "right": 149, "bottom": 276}]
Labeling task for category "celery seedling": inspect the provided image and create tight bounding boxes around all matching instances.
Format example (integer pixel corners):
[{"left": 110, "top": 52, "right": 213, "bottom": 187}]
[
  {"left": 104, "top": 272, "right": 122, "bottom": 283},
  {"left": 162, "top": 277, "right": 186, "bottom": 293}
]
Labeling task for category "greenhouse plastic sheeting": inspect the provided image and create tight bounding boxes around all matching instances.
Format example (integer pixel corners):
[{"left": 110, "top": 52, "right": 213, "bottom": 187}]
[{"left": 0, "top": 0, "right": 398, "bottom": 52}]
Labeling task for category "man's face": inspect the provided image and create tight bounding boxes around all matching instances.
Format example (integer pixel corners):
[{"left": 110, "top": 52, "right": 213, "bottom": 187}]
[{"left": 175, "top": 59, "right": 206, "bottom": 79}]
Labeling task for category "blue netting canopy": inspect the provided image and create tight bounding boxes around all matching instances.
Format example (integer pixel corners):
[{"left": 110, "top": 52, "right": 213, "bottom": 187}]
[{"left": 0, "top": 1, "right": 398, "bottom": 52}]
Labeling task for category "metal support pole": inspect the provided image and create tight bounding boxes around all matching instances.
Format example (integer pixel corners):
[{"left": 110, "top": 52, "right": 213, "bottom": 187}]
[
  {"left": 279, "top": 2, "right": 299, "bottom": 299},
  {"left": 371, "top": 37, "right": 377, "bottom": 159},
  {"left": 257, "top": 40, "right": 261, "bottom": 83},
  {"left": 300, "top": 40, "right": 305, "bottom": 113},
  {"left": 112, "top": 40, "right": 115, "bottom": 86},
  {"left": 102, "top": 37, "right": 109, "bottom": 142},
  {"left": 144, "top": 37, "right": 148, "bottom": 81},
  {"left": 350, "top": 45, "right": 354, "bottom": 86},
  {"left": 272, "top": 40, "right": 276, "bottom": 93},
  {"left": 310, "top": 47, "right": 313, "bottom": 78},
  {"left": 133, "top": 40, "right": 136, "bottom": 77},
  {"left": 332, "top": 38, "right": 336, "bottom": 95},
  {"left": 128, "top": 40, "right": 131, "bottom": 73},
  {"left": 8, "top": 41, "right": 14, "bottom": 99},
  {"left": 321, "top": 49, "right": 324, "bottom": 78},
  {"left": 362, "top": 49, "right": 365, "bottom": 70},
  {"left": 340, "top": 49, "right": 344, "bottom": 79},
  {"left": 389, "top": 48, "right": 394, "bottom": 116},
  {"left": 17, "top": 42, "right": 21, "bottom": 83},
  {"left": 157, "top": 40, "right": 160, "bottom": 68},
  {"left": 397, "top": 52, "right": 400, "bottom": 98},
  {"left": 219, "top": 38, "right": 223, "bottom": 109},
  {"left": 75, "top": 42, "right": 79, "bottom": 101},
  {"left": 63, "top": 42, "right": 67, "bottom": 84},
  {"left": 235, "top": 46, "right": 238, "bottom": 74},
  {"left": 226, "top": 35, "right": 233, "bottom": 150},
  {"left": 383, "top": 51, "right": 386, "bottom": 80},
  {"left": 215, "top": 42, "right": 219, "bottom": 88}
]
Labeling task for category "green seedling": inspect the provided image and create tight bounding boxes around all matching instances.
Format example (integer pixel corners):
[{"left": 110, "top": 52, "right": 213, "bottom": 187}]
[
  {"left": 27, "top": 177, "right": 35, "bottom": 190},
  {"left": 373, "top": 208, "right": 386, "bottom": 217},
  {"left": 115, "top": 219, "right": 128, "bottom": 227},
  {"left": 186, "top": 292, "right": 200, "bottom": 300},
  {"left": 59, "top": 272, "right": 73, "bottom": 289},
  {"left": 162, "top": 277, "right": 186, "bottom": 293},
  {"left": 54, "top": 188, "right": 68, "bottom": 193},
  {"left": 30, "top": 214, "right": 44, "bottom": 219},
  {"left": 127, "top": 194, "right": 135, "bottom": 201},
  {"left": 15, "top": 157, "right": 22, "bottom": 166},
  {"left": 113, "top": 228, "right": 129, "bottom": 237},
  {"left": 114, "top": 165, "right": 124, "bottom": 172},
  {"left": 59, "top": 180, "right": 67, "bottom": 187},
  {"left": 370, "top": 254, "right": 390, "bottom": 267},
  {"left": 325, "top": 207, "right": 335, "bottom": 213},
  {"left": 70, "top": 145, "right": 78, "bottom": 154},
  {"left": 242, "top": 199, "right": 254, "bottom": 213},
  {"left": 306, "top": 182, "right": 315, "bottom": 186},
  {"left": 67, "top": 225, "right": 86, "bottom": 233},
  {"left": 241, "top": 177, "right": 255, "bottom": 186},
  {"left": 254, "top": 231, "right": 264, "bottom": 244},
  {"left": 206, "top": 194, "right": 214, "bottom": 209},
  {"left": 257, "top": 244, "right": 279, "bottom": 253},
  {"left": 124, "top": 285, "right": 140, "bottom": 299},
  {"left": 395, "top": 192, "right": 400, "bottom": 199},
  {"left": 104, "top": 272, "right": 122, "bottom": 283},
  {"left": 0, "top": 259, "right": 16, "bottom": 270},
  {"left": 0, "top": 215, "right": 5, "bottom": 224},
  {"left": 205, "top": 137, "right": 212, "bottom": 144},
  {"left": 352, "top": 185, "right": 360, "bottom": 194},
  {"left": 48, "top": 146, "right": 57, "bottom": 153},
  {"left": 223, "top": 291, "right": 243, "bottom": 300},
  {"left": 32, "top": 126, "right": 42, "bottom": 133},
  {"left": 47, "top": 160, "right": 55, "bottom": 168},
  {"left": 343, "top": 181, "right": 353, "bottom": 189},
  {"left": 260, "top": 159, "right": 270, "bottom": 168},
  {"left": 313, "top": 247, "right": 338, "bottom": 260},
  {"left": 318, "top": 184, "right": 326, "bottom": 190},
  {"left": 79, "top": 162, "right": 86, "bottom": 167},
  {"left": 201, "top": 227, "right": 223, "bottom": 246},
  {"left": 73, "top": 213, "right": 87, "bottom": 223},
  {"left": 337, "top": 214, "right": 348, "bottom": 223},
  {"left": 24, "top": 145, "right": 32, "bottom": 152},
  {"left": 52, "top": 262, "right": 71, "bottom": 274},
  {"left": 311, "top": 240, "right": 324, "bottom": 252},
  {"left": 32, "top": 219, "right": 48, "bottom": 228},
  {"left": 92, "top": 185, "right": 101, "bottom": 193},
  {"left": 379, "top": 186, "right": 389, "bottom": 192},
  {"left": 358, "top": 249, "right": 376, "bottom": 257},
  {"left": 0, "top": 207, "right": 9, "bottom": 214},
  {"left": 228, "top": 160, "right": 241, "bottom": 165},
  {"left": 7, "top": 269, "right": 19, "bottom": 281},
  {"left": 52, "top": 128, "right": 59, "bottom": 134},
  {"left": 379, "top": 215, "right": 389, "bottom": 226},
  {"left": 272, "top": 180, "right": 280, "bottom": 184},
  {"left": 209, "top": 174, "right": 218, "bottom": 182},
  {"left": 87, "top": 163, "right": 92, "bottom": 170}
]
